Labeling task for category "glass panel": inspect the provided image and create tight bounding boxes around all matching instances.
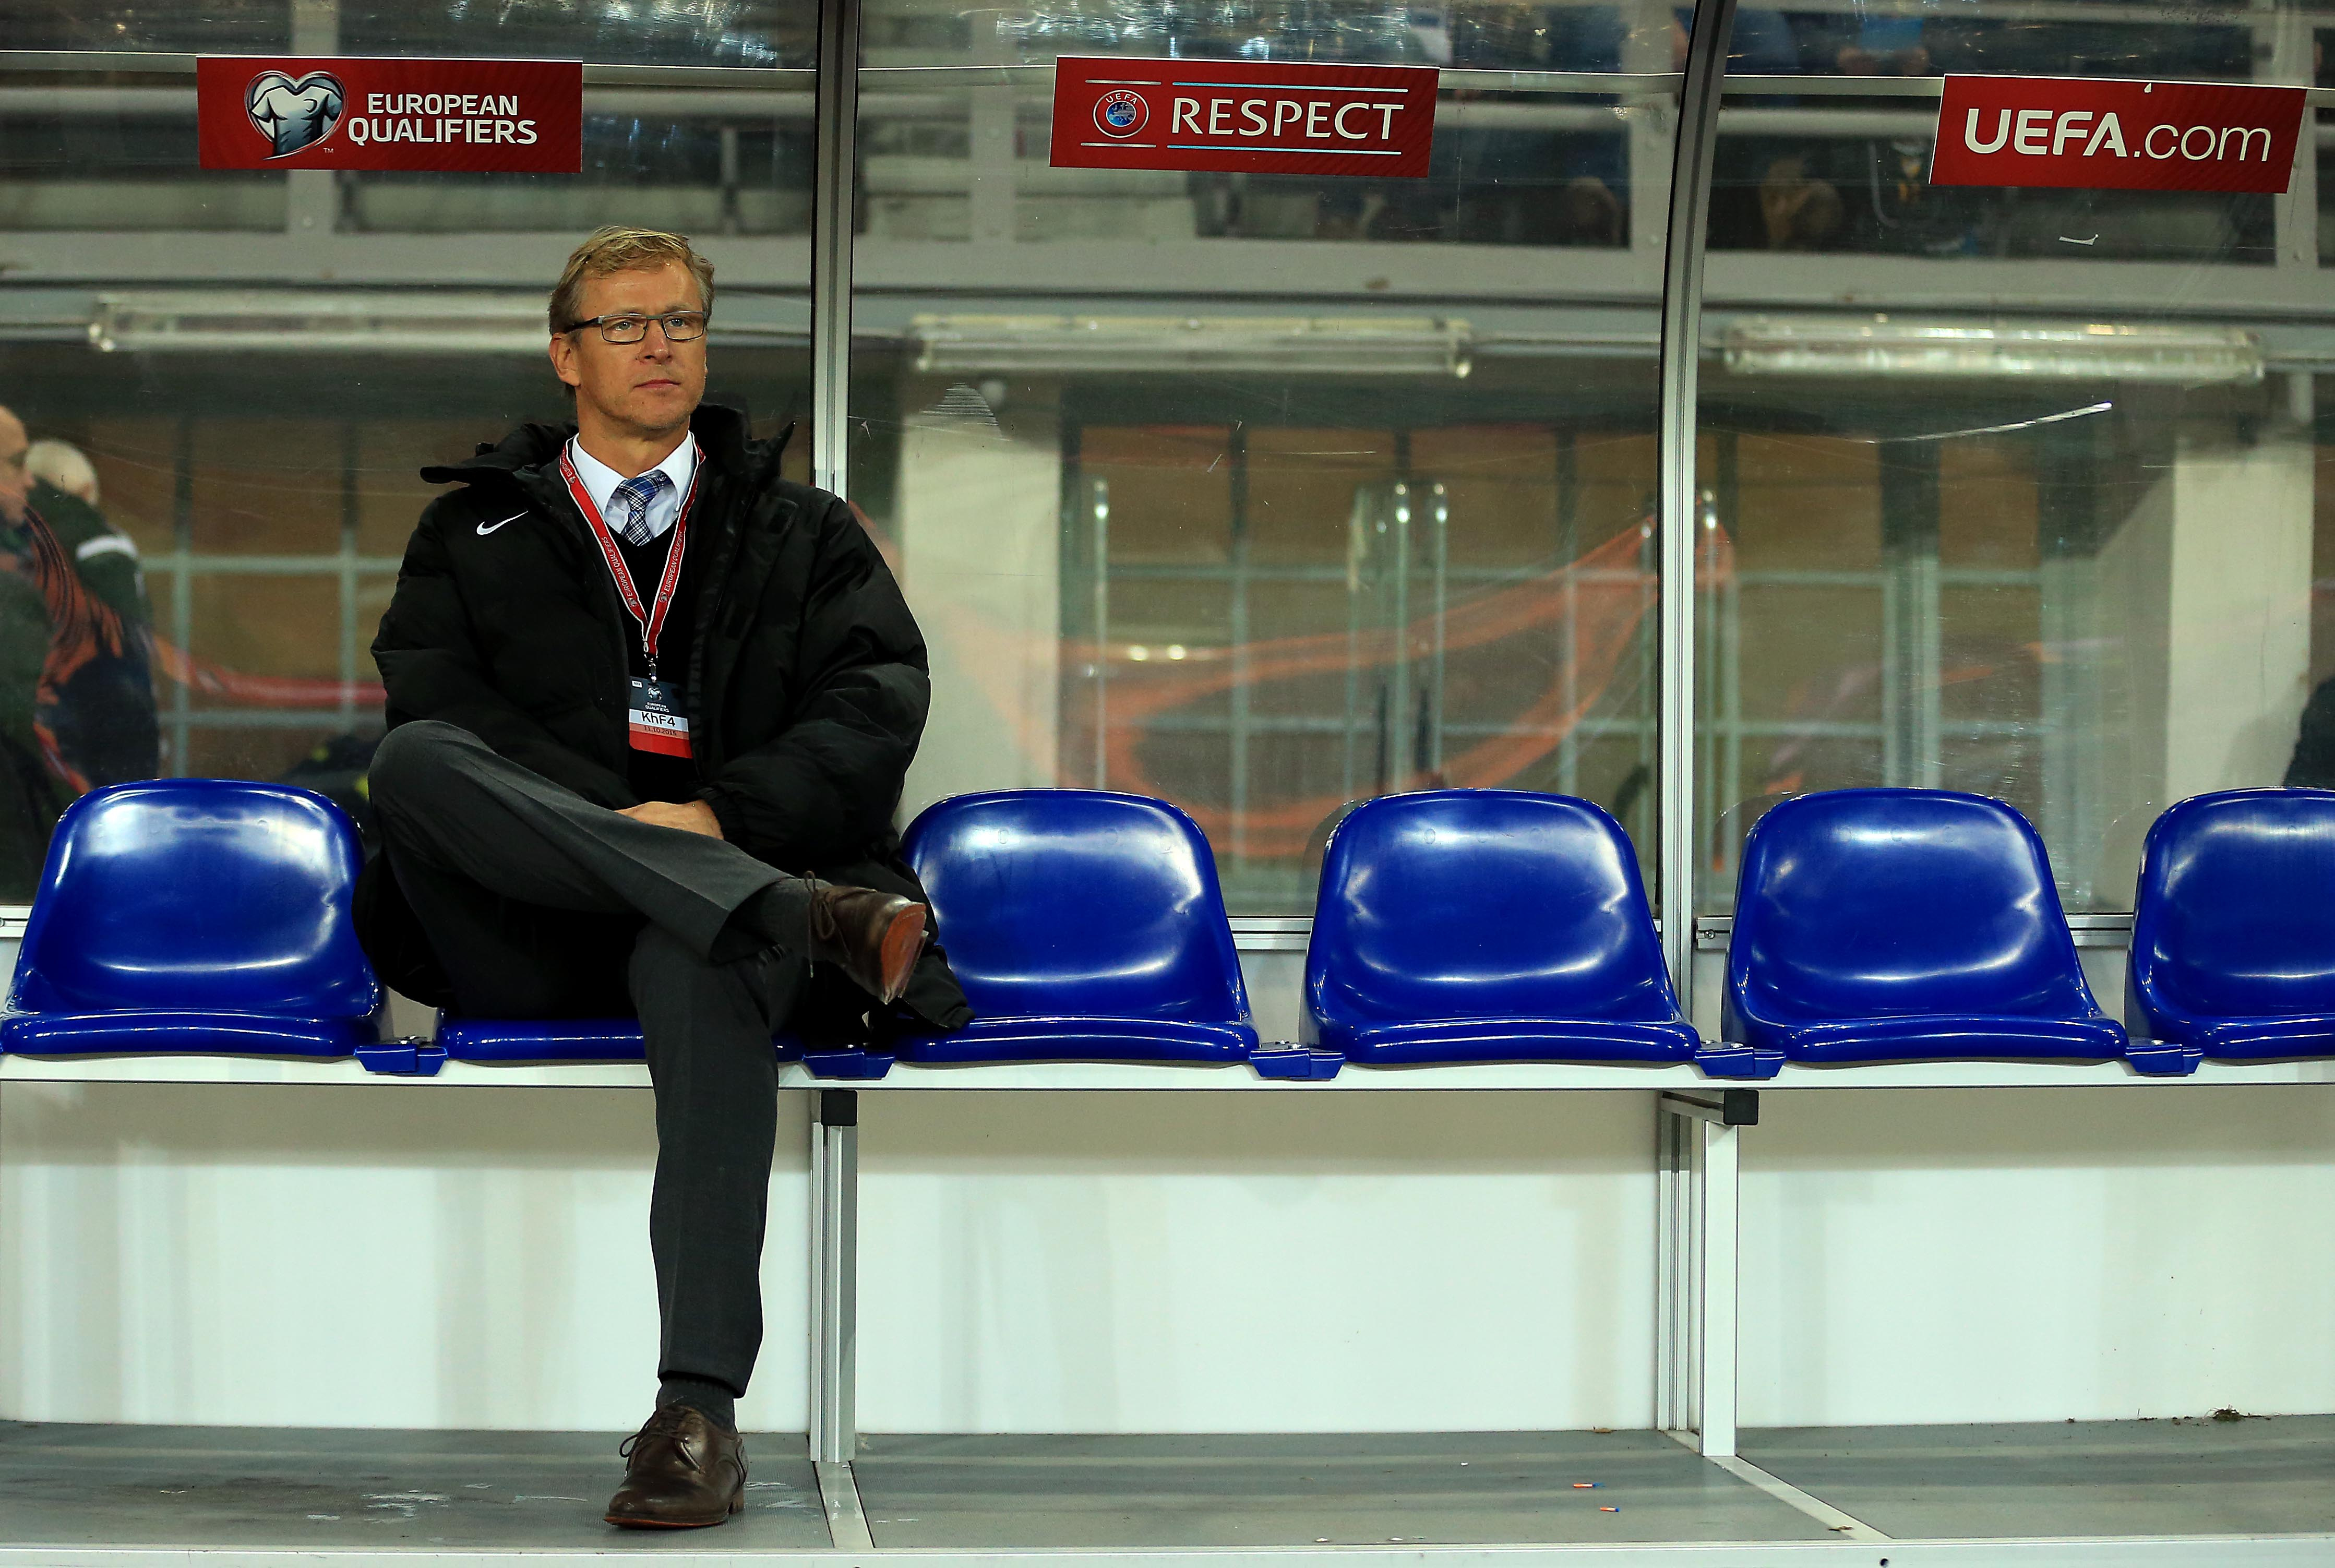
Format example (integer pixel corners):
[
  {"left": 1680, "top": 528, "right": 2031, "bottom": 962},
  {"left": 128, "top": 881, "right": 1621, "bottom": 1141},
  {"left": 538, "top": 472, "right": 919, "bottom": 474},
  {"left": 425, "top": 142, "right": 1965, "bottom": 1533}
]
[
  {"left": 867, "top": 0, "right": 1457, "bottom": 69},
  {"left": 861, "top": 3, "right": 1681, "bottom": 913},
  {"left": 0, "top": 1, "right": 289, "bottom": 51},
  {"left": 1713, "top": 3, "right": 2315, "bottom": 262},
  {"left": 2307, "top": 377, "right": 2335, "bottom": 785},
  {"left": 2319, "top": 27, "right": 2334, "bottom": 267},
  {"left": 1700, "top": 0, "right": 2325, "bottom": 912},
  {"left": 338, "top": 3, "right": 817, "bottom": 66},
  {"left": 0, "top": 18, "right": 812, "bottom": 901},
  {"left": 1752, "top": 6, "right": 2262, "bottom": 80}
]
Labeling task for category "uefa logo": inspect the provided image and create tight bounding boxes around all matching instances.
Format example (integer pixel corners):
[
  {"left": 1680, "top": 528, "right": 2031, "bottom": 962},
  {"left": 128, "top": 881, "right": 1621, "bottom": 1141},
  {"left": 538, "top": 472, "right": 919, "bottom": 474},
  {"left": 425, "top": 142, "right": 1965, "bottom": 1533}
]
[
  {"left": 1093, "top": 88, "right": 1149, "bottom": 138},
  {"left": 245, "top": 69, "right": 345, "bottom": 158}
]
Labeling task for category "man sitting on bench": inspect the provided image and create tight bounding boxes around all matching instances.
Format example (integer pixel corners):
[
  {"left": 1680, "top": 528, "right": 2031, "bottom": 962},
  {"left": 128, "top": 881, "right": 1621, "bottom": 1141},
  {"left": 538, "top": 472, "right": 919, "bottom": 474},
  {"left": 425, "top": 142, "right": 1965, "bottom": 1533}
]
[{"left": 356, "top": 225, "right": 971, "bottom": 1530}]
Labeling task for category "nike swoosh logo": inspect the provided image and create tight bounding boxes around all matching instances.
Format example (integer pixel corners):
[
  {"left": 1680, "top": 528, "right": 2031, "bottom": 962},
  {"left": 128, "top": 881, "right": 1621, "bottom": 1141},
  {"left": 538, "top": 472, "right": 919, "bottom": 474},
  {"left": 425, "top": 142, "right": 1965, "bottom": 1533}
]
[{"left": 477, "top": 512, "right": 524, "bottom": 536}]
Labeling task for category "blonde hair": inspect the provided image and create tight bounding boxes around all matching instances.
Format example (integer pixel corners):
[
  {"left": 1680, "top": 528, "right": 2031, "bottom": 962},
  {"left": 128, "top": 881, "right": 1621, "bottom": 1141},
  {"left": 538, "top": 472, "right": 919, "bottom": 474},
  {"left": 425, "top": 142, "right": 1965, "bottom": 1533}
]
[
  {"left": 25, "top": 438, "right": 98, "bottom": 505},
  {"left": 547, "top": 225, "right": 716, "bottom": 336}
]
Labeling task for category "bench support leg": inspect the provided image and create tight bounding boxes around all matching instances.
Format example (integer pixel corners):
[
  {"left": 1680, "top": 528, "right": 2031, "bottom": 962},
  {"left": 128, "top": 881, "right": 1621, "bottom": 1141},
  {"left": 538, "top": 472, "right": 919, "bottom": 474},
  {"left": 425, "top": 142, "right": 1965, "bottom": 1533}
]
[
  {"left": 1657, "top": 1090, "right": 1751, "bottom": 1457},
  {"left": 809, "top": 1088, "right": 859, "bottom": 1464}
]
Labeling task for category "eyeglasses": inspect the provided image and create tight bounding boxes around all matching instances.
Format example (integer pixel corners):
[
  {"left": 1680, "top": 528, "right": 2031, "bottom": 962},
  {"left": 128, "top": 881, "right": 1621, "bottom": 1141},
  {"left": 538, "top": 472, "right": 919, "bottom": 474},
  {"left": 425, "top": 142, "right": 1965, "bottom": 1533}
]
[{"left": 562, "top": 311, "right": 709, "bottom": 344}]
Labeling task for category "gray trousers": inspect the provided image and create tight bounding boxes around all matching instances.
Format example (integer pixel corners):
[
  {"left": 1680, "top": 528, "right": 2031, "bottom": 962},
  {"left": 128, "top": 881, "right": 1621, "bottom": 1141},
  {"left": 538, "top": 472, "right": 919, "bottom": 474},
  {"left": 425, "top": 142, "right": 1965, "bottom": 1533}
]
[{"left": 368, "top": 719, "right": 812, "bottom": 1398}]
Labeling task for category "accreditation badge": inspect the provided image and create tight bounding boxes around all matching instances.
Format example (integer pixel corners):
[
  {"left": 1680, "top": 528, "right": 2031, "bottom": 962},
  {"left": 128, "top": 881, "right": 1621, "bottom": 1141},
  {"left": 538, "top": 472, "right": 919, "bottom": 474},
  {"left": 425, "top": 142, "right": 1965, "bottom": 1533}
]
[{"left": 627, "top": 676, "right": 691, "bottom": 758}]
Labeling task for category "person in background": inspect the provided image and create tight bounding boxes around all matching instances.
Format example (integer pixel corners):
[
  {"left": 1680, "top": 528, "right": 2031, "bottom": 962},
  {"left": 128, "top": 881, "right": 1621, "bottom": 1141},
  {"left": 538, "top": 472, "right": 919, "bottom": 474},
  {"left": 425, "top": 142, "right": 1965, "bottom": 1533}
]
[
  {"left": 2285, "top": 674, "right": 2335, "bottom": 788},
  {"left": 0, "top": 413, "right": 159, "bottom": 894},
  {"left": 1670, "top": 5, "right": 1849, "bottom": 250},
  {"left": 1835, "top": 13, "right": 1929, "bottom": 77},
  {"left": 27, "top": 438, "right": 99, "bottom": 506}
]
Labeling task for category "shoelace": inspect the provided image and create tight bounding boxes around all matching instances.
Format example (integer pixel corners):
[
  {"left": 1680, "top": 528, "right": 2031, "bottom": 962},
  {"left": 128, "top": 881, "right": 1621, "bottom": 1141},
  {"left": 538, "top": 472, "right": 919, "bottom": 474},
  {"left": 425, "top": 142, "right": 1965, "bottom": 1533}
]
[{"left": 619, "top": 1407, "right": 702, "bottom": 1471}]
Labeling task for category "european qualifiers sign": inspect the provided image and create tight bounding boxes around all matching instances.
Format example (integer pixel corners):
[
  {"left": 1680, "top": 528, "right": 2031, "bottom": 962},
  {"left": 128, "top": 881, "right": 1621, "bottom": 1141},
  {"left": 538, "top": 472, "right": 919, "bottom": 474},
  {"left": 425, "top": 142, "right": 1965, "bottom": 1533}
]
[
  {"left": 197, "top": 56, "right": 582, "bottom": 173},
  {"left": 1929, "top": 74, "right": 2305, "bottom": 194},
  {"left": 1050, "top": 56, "right": 1438, "bottom": 178}
]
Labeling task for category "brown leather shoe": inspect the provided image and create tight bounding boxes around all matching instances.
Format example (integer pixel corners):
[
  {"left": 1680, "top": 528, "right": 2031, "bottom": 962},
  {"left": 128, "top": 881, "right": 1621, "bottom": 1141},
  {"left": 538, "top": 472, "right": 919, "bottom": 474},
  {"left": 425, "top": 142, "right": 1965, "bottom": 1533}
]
[
  {"left": 806, "top": 882, "right": 929, "bottom": 1004},
  {"left": 605, "top": 1405, "right": 746, "bottom": 1529}
]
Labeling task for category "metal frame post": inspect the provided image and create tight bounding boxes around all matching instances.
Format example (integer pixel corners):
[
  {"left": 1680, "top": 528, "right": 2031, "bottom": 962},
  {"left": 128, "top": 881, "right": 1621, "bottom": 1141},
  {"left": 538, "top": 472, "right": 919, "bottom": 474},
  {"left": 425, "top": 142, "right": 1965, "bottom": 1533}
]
[
  {"left": 2270, "top": 4, "right": 2319, "bottom": 273},
  {"left": 1088, "top": 474, "right": 1110, "bottom": 788},
  {"left": 1878, "top": 443, "right": 1943, "bottom": 789},
  {"left": 809, "top": 0, "right": 860, "bottom": 497},
  {"left": 808, "top": 0, "right": 862, "bottom": 1459},
  {"left": 1655, "top": 1104, "right": 1687, "bottom": 1432},
  {"left": 285, "top": 0, "right": 339, "bottom": 237},
  {"left": 808, "top": 1088, "right": 859, "bottom": 1463},
  {"left": 1656, "top": 0, "right": 1740, "bottom": 988},
  {"left": 1656, "top": 1090, "right": 1753, "bottom": 1457}
]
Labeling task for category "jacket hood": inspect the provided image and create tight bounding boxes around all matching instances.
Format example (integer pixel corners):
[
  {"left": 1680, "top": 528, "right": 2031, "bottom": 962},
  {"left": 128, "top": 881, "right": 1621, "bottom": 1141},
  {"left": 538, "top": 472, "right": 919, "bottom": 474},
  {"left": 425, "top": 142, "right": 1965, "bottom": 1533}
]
[{"left": 418, "top": 403, "right": 785, "bottom": 488}]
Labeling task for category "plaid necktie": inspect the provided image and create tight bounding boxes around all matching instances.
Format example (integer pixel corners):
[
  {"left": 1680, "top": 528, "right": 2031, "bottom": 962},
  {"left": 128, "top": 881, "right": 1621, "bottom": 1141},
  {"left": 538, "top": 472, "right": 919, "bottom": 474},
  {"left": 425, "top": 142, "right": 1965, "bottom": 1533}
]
[{"left": 611, "top": 470, "right": 670, "bottom": 546}]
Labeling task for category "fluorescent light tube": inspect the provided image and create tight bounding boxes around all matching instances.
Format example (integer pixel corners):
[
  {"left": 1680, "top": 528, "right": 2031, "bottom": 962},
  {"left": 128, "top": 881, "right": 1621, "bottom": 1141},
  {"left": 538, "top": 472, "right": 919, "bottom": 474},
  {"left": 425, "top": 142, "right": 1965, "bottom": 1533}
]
[
  {"left": 911, "top": 314, "right": 1472, "bottom": 378},
  {"left": 1725, "top": 317, "right": 2262, "bottom": 384}
]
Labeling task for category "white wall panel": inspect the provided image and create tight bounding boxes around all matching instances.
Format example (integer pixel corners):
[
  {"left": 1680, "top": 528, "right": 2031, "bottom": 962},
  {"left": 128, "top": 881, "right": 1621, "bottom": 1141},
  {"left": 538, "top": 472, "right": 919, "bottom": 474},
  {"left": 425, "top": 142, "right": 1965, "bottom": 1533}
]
[
  {"left": 5, "top": 1071, "right": 2333, "bottom": 1433},
  {"left": 853, "top": 1091, "right": 1658, "bottom": 1434},
  {"left": 1739, "top": 1087, "right": 2335, "bottom": 1427},
  {"left": 0, "top": 1083, "right": 812, "bottom": 1432}
]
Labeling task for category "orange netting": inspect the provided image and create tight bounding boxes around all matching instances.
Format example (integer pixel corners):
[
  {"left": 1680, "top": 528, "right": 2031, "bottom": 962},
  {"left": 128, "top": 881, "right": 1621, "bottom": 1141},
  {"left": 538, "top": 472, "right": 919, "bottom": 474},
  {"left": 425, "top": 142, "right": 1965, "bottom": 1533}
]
[
  {"left": 148, "top": 638, "right": 385, "bottom": 709},
  {"left": 927, "top": 519, "right": 1737, "bottom": 860}
]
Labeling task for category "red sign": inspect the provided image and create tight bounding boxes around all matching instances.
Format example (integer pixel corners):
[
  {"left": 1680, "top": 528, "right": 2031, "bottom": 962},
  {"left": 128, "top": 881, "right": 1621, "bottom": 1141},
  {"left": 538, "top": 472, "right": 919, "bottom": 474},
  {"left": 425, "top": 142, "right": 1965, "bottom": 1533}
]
[
  {"left": 197, "top": 56, "right": 582, "bottom": 173},
  {"left": 1929, "top": 75, "right": 2304, "bottom": 194},
  {"left": 1050, "top": 56, "right": 1438, "bottom": 178}
]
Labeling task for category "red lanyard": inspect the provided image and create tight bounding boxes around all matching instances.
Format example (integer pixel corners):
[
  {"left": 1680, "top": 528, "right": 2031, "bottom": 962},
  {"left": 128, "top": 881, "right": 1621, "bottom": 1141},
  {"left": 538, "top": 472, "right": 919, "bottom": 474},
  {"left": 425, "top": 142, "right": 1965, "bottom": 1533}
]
[{"left": 558, "top": 440, "right": 704, "bottom": 679}]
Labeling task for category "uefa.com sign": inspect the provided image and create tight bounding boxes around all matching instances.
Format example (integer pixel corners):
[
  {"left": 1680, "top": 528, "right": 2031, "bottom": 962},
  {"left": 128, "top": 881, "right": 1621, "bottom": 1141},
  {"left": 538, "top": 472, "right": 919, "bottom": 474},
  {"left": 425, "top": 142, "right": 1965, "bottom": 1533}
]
[{"left": 1929, "top": 75, "right": 2305, "bottom": 194}]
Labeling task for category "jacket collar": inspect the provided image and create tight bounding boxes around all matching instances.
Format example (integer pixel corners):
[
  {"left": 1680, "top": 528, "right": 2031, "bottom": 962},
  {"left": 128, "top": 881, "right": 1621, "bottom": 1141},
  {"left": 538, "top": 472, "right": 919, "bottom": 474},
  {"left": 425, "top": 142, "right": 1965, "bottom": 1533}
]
[{"left": 418, "top": 403, "right": 766, "bottom": 491}]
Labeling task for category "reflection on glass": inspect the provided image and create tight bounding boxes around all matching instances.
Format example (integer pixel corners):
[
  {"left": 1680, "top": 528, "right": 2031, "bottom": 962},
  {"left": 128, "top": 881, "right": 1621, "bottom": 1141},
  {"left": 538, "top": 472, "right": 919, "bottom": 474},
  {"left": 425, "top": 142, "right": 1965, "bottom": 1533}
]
[
  {"left": 339, "top": 2, "right": 816, "bottom": 66},
  {"left": 1695, "top": 362, "right": 2317, "bottom": 914},
  {"left": 0, "top": 55, "right": 285, "bottom": 234},
  {"left": 0, "top": 1, "right": 287, "bottom": 52},
  {"left": 0, "top": 412, "right": 157, "bottom": 893},
  {"left": 0, "top": 346, "right": 809, "bottom": 898},
  {"left": 863, "top": 1, "right": 1681, "bottom": 254},
  {"left": 862, "top": 362, "right": 1662, "bottom": 913},
  {"left": 346, "top": 122, "right": 817, "bottom": 236},
  {"left": 1713, "top": 0, "right": 2304, "bottom": 260},
  {"left": 855, "top": 76, "right": 1658, "bottom": 250},
  {"left": 860, "top": 5, "right": 1686, "bottom": 914},
  {"left": 869, "top": 1, "right": 1445, "bottom": 68},
  {"left": 2318, "top": 28, "right": 2334, "bottom": 267},
  {"left": 0, "top": 0, "right": 816, "bottom": 895},
  {"left": 1703, "top": 3, "right": 2326, "bottom": 912},
  {"left": 1754, "top": 4, "right": 2259, "bottom": 81}
]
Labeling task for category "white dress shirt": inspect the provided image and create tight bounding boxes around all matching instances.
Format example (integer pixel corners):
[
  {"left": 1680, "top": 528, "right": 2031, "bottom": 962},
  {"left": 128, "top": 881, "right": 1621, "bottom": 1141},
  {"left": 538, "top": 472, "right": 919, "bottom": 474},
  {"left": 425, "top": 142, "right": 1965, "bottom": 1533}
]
[{"left": 566, "top": 433, "right": 697, "bottom": 542}]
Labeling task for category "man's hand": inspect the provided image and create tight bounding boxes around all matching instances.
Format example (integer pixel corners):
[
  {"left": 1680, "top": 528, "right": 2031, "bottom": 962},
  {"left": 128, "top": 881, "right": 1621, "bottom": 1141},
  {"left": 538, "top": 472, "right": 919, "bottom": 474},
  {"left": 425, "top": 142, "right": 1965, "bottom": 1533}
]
[{"left": 619, "top": 799, "right": 724, "bottom": 839}]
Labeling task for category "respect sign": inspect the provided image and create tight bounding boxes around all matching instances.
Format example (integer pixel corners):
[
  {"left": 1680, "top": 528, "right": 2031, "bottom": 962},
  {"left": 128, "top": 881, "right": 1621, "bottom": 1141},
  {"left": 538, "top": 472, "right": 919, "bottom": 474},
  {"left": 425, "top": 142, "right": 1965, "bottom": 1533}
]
[
  {"left": 1050, "top": 56, "right": 1438, "bottom": 178},
  {"left": 197, "top": 56, "right": 582, "bottom": 172},
  {"left": 1928, "top": 75, "right": 2304, "bottom": 194}
]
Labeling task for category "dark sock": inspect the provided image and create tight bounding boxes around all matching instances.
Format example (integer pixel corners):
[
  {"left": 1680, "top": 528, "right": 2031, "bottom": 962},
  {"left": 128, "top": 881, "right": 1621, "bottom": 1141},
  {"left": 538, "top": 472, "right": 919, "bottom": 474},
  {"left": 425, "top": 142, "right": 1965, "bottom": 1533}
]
[{"left": 658, "top": 1374, "right": 738, "bottom": 1431}]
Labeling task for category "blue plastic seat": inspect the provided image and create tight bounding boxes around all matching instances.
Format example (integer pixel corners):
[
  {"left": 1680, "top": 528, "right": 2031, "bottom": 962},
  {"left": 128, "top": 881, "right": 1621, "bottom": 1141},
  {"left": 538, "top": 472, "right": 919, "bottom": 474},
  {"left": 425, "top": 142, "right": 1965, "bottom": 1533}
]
[
  {"left": 2128, "top": 788, "right": 2335, "bottom": 1067},
  {"left": 893, "top": 789, "right": 1258, "bottom": 1066},
  {"left": 1300, "top": 789, "right": 1701, "bottom": 1074},
  {"left": 1723, "top": 788, "right": 2127, "bottom": 1076},
  {"left": 2, "top": 779, "right": 381, "bottom": 1060}
]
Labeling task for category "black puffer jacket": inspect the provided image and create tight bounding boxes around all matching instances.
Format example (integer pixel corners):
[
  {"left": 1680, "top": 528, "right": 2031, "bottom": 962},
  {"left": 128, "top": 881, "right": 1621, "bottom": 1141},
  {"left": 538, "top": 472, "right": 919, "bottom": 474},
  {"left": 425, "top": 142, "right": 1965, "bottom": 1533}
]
[{"left": 358, "top": 403, "right": 973, "bottom": 1043}]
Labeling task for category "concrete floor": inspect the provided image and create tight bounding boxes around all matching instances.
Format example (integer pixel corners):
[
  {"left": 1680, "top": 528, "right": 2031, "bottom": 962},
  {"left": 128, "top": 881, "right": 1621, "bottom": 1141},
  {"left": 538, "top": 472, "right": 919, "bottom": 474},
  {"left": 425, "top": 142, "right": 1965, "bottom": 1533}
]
[
  {"left": 853, "top": 1430, "right": 1831, "bottom": 1547},
  {"left": 0, "top": 1417, "right": 2327, "bottom": 1558},
  {"left": 0, "top": 1420, "right": 829, "bottom": 1551},
  {"left": 1741, "top": 1414, "right": 2335, "bottom": 1540}
]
